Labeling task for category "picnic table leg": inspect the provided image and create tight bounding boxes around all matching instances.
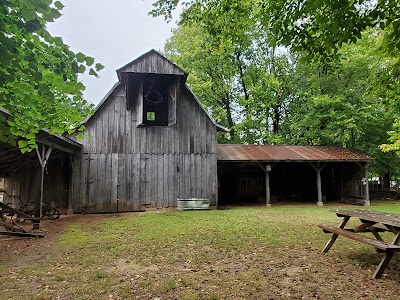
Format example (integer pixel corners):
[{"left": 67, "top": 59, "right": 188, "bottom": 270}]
[
  {"left": 322, "top": 216, "right": 350, "bottom": 253},
  {"left": 373, "top": 231, "right": 400, "bottom": 279},
  {"left": 373, "top": 252, "right": 394, "bottom": 279}
]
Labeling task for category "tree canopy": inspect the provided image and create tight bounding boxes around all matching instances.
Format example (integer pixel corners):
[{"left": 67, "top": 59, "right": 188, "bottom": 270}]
[
  {"left": 155, "top": 0, "right": 400, "bottom": 179},
  {"left": 152, "top": 0, "right": 400, "bottom": 158},
  {"left": 0, "top": 0, "right": 103, "bottom": 152}
]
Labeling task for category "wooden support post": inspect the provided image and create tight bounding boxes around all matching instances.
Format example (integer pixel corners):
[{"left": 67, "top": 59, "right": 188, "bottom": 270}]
[
  {"left": 364, "top": 164, "right": 370, "bottom": 207},
  {"left": 317, "top": 166, "right": 323, "bottom": 206},
  {"left": 259, "top": 163, "right": 272, "bottom": 207},
  {"left": 266, "top": 167, "right": 271, "bottom": 207},
  {"left": 33, "top": 145, "right": 52, "bottom": 230},
  {"left": 309, "top": 162, "right": 325, "bottom": 206}
]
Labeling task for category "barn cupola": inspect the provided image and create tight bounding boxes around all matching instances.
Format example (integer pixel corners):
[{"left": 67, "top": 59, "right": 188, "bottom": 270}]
[{"left": 116, "top": 49, "right": 188, "bottom": 126}]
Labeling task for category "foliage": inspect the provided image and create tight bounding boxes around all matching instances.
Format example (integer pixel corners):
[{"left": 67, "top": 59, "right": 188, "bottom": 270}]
[
  {"left": 0, "top": 0, "right": 103, "bottom": 152},
  {"left": 152, "top": 0, "right": 400, "bottom": 158},
  {"left": 282, "top": 30, "right": 400, "bottom": 177},
  {"left": 164, "top": 1, "right": 297, "bottom": 144}
]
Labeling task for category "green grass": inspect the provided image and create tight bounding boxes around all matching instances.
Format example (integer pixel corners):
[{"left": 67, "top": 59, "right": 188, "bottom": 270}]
[{"left": 1, "top": 200, "right": 400, "bottom": 299}]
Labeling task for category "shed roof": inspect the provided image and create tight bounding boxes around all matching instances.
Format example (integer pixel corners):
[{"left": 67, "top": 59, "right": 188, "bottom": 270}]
[{"left": 217, "top": 144, "right": 372, "bottom": 162}]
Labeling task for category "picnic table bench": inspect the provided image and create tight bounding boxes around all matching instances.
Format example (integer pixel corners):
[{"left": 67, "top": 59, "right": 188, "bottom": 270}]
[{"left": 318, "top": 209, "right": 400, "bottom": 279}]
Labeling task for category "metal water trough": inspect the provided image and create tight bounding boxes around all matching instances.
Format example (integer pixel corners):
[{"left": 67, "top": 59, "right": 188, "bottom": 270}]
[{"left": 177, "top": 198, "right": 210, "bottom": 211}]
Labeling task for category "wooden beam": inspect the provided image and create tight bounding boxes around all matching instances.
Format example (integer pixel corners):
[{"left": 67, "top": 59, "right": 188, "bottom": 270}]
[{"left": 36, "top": 137, "right": 74, "bottom": 154}]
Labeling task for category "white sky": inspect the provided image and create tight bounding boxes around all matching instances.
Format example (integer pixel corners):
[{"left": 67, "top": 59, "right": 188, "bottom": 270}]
[{"left": 47, "top": 0, "right": 179, "bottom": 105}]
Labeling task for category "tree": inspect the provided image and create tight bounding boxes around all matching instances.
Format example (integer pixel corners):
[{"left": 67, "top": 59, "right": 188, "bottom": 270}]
[
  {"left": 151, "top": 0, "right": 400, "bottom": 155},
  {"left": 282, "top": 30, "right": 400, "bottom": 178},
  {"left": 0, "top": 0, "right": 103, "bottom": 152},
  {"left": 163, "top": 0, "right": 298, "bottom": 144}
]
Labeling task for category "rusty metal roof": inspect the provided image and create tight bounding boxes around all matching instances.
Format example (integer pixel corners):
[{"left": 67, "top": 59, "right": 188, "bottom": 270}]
[{"left": 217, "top": 144, "right": 372, "bottom": 162}]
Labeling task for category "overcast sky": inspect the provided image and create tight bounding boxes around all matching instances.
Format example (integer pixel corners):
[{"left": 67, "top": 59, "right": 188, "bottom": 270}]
[{"left": 47, "top": 0, "right": 179, "bottom": 105}]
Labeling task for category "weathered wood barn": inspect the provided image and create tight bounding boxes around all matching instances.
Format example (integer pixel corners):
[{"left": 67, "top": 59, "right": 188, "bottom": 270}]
[
  {"left": 1, "top": 50, "right": 373, "bottom": 215},
  {"left": 68, "top": 50, "right": 225, "bottom": 213}
]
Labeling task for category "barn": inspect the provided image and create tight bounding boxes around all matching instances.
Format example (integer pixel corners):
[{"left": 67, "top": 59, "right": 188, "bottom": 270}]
[
  {"left": 1, "top": 50, "right": 372, "bottom": 217},
  {"left": 68, "top": 50, "right": 224, "bottom": 213}
]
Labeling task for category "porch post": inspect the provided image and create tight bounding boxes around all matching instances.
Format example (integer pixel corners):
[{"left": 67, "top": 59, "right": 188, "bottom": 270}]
[
  {"left": 33, "top": 144, "right": 52, "bottom": 230},
  {"left": 266, "top": 165, "right": 271, "bottom": 207},
  {"left": 364, "top": 164, "right": 370, "bottom": 206},
  {"left": 309, "top": 162, "right": 324, "bottom": 206},
  {"left": 317, "top": 163, "right": 323, "bottom": 206}
]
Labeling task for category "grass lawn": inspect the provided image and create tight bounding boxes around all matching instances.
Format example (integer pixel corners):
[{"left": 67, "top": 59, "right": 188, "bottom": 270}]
[{"left": 1, "top": 200, "right": 400, "bottom": 299}]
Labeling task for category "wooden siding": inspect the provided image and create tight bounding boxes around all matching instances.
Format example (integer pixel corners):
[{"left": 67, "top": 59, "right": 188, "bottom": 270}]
[
  {"left": 118, "top": 50, "right": 186, "bottom": 76},
  {"left": 4, "top": 156, "right": 70, "bottom": 214},
  {"left": 71, "top": 81, "right": 218, "bottom": 213}
]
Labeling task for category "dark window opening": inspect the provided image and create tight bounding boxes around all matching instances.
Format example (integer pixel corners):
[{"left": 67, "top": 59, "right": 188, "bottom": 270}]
[
  {"left": 126, "top": 73, "right": 178, "bottom": 127},
  {"left": 142, "top": 74, "right": 169, "bottom": 126}
]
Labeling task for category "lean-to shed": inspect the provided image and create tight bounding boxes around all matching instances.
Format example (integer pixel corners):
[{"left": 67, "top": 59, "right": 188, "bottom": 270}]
[
  {"left": 217, "top": 144, "right": 373, "bottom": 206},
  {"left": 69, "top": 50, "right": 226, "bottom": 213},
  {"left": 0, "top": 108, "right": 81, "bottom": 217}
]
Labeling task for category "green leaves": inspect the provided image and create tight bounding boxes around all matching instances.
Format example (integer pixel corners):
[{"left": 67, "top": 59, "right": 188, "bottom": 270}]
[{"left": 0, "top": 0, "right": 104, "bottom": 152}]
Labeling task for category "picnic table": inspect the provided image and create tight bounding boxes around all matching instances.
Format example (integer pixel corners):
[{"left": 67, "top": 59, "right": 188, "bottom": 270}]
[{"left": 318, "top": 209, "right": 400, "bottom": 279}]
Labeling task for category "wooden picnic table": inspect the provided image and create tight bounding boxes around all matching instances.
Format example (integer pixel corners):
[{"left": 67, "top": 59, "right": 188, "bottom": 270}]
[{"left": 319, "top": 209, "right": 400, "bottom": 279}]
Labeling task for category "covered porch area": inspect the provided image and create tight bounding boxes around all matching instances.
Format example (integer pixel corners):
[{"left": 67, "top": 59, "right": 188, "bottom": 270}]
[
  {"left": 0, "top": 109, "right": 82, "bottom": 231},
  {"left": 217, "top": 145, "right": 372, "bottom": 207}
]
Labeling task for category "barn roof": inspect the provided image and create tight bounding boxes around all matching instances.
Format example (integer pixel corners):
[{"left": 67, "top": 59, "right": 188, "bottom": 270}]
[
  {"left": 217, "top": 144, "right": 372, "bottom": 162},
  {"left": 116, "top": 49, "right": 188, "bottom": 80},
  {"left": 0, "top": 108, "right": 82, "bottom": 176}
]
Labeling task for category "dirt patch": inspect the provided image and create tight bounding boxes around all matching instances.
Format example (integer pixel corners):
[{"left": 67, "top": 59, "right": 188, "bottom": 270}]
[{"left": 0, "top": 213, "right": 121, "bottom": 262}]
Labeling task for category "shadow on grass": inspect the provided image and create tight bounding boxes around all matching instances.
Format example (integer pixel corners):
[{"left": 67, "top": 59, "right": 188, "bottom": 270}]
[{"left": 346, "top": 251, "right": 400, "bottom": 280}]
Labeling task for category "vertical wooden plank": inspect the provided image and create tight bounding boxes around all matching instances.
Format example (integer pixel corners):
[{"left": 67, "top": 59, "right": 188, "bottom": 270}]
[
  {"left": 117, "top": 154, "right": 127, "bottom": 212},
  {"left": 113, "top": 97, "right": 120, "bottom": 153},
  {"left": 157, "top": 155, "right": 163, "bottom": 208},
  {"left": 79, "top": 154, "right": 89, "bottom": 212},
  {"left": 200, "top": 154, "right": 206, "bottom": 198},
  {"left": 212, "top": 154, "right": 218, "bottom": 206},
  {"left": 191, "top": 154, "right": 196, "bottom": 197},
  {"left": 88, "top": 154, "right": 97, "bottom": 213},
  {"left": 131, "top": 154, "right": 141, "bottom": 211},
  {"left": 71, "top": 152, "right": 81, "bottom": 212},
  {"left": 103, "top": 154, "right": 112, "bottom": 212},
  {"left": 97, "top": 154, "right": 106, "bottom": 212},
  {"left": 145, "top": 155, "right": 152, "bottom": 206},
  {"left": 125, "top": 97, "right": 132, "bottom": 154},
  {"left": 139, "top": 154, "right": 149, "bottom": 207},
  {"left": 111, "top": 153, "right": 118, "bottom": 212},
  {"left": 108, "top": 96, "right": 115, "bottom": 153},
  {"left": 185, "top": 154, "right": 191, "bottom": 198},
  {"left": 137, "top": 78, "right": 144, "bottom": 126},
  {"left": 150, "top": 154, "right": 156, "bottom": 207},
  {"left": 163, "top": 154, "right": 169, "bottom": 207},
  {"left": 118, "top": 97, "right": 126, "bottom": 153},
  {"left": 168, "top": 155, "right": 175, "bottom": 207},
  {"left": 126, "top": 155, "right": 132, "bottom": 211},
  {"left": 168, "top": 77, "right": 177, "bottom": 126}
]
